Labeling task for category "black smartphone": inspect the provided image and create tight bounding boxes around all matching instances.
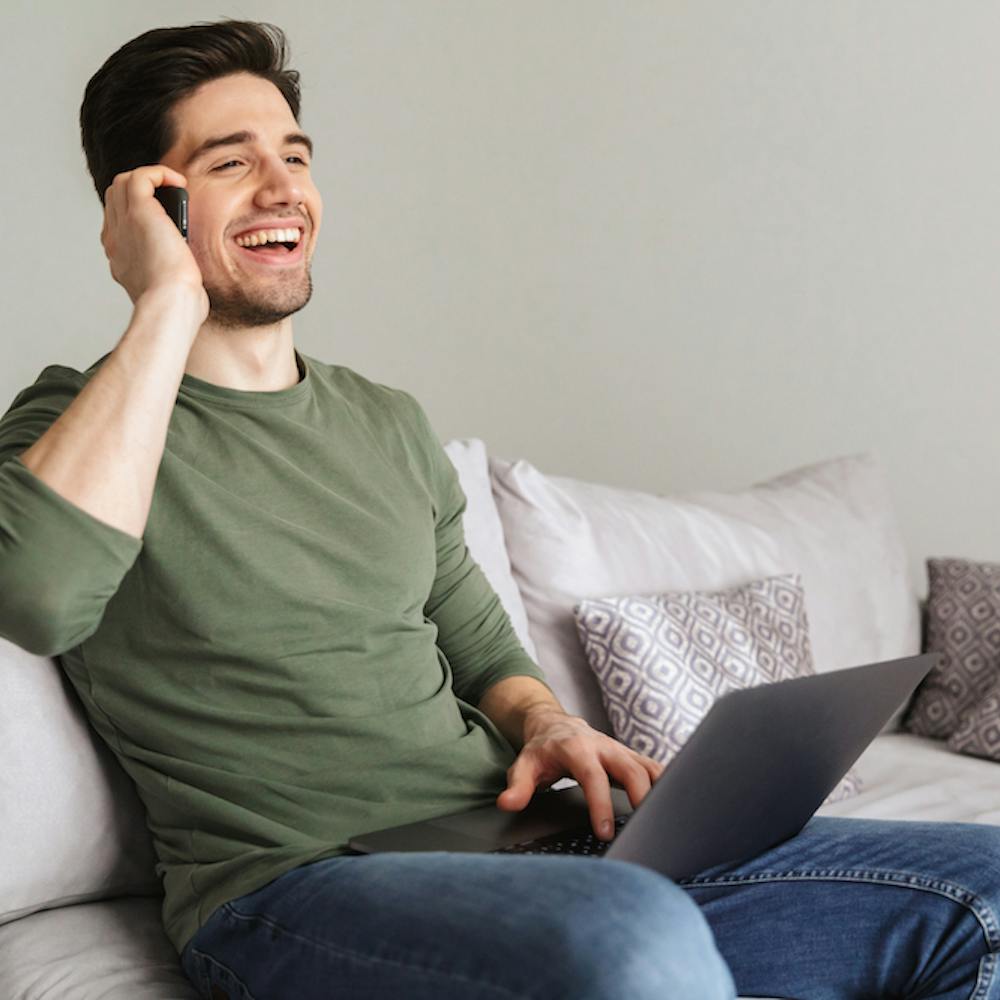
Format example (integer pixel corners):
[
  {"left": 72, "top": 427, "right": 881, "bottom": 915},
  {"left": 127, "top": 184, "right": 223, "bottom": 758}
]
[{"left": 153, "top": 186, "right": 189, "bottom": 241}]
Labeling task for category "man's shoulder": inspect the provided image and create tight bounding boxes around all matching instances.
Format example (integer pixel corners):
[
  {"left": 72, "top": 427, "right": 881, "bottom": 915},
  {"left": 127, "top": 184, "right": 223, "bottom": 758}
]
[
  {"left": 0, "top": 362, "right": 92, "bottom": 466},
  {"left": 4, "top": 362, "right": 90, "bottom": 416},
  {"left": 304, "top": 356, "right": 422, "bottom": 417},
  {"left": 304, "top": 357, "right": 439, "bottom": 464}
]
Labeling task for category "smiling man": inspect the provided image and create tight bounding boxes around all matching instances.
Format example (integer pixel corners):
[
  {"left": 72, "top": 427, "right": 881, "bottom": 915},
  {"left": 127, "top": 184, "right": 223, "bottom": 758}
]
[
  {"left": 0, "top": 20, "right": 721, "bottom": 999},
  {"left": 4, "top": 18, "right": 1000, "bottom": 1000},
  {"left": 168, "top": 74, "right": 318, "bottom": 371}
]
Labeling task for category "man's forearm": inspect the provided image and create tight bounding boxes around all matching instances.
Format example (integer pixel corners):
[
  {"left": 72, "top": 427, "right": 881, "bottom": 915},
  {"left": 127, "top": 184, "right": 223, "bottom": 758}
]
[
  {"left": 19, "top": 286, "right": 203, "bottom": 539},
  {"left": 477, "top": 674, "right": 568, "bottom": 750}
]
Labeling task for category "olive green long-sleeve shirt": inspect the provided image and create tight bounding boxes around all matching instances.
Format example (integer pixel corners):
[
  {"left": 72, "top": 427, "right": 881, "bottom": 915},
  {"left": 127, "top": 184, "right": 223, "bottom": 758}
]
[{"left": 0, "top": 351, "right": 547, "bottom": 955}]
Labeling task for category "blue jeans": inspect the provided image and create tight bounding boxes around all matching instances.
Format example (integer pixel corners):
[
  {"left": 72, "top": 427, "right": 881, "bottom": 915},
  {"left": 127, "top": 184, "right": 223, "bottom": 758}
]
[{"left": 181, "top": 817, "right": 1000, "bottom": 999}]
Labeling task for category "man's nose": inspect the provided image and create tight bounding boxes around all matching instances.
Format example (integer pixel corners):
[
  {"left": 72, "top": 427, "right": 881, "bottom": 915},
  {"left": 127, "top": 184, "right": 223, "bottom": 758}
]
[{"left": 255, "top": 155, "right": 305, "bottom": 205}]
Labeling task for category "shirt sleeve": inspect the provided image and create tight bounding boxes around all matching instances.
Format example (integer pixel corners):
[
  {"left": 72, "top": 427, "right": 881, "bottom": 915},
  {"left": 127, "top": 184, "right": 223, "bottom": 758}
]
[
  {"left": 396, "top": 390, "right": 551, "bottom": 707},
  {"left": 0, "top": 367, "right": 144, "bottom": 656}
]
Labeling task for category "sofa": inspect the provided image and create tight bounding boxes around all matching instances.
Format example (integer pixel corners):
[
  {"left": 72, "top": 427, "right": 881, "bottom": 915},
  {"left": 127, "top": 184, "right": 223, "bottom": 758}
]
[{"left": 2, "top": 443, "right": 995, "bottom": 999}]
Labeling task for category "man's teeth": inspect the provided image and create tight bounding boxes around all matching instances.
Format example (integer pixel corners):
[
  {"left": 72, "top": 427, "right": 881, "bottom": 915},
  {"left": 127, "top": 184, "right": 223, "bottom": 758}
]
[{"left": 234, "top": 228, "right": 301, "bottom": 247}]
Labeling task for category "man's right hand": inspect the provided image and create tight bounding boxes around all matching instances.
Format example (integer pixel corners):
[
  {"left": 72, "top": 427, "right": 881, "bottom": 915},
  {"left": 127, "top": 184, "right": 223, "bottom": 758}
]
[{"left": 101, "top": 164, "right": 209, "bottom": 322}]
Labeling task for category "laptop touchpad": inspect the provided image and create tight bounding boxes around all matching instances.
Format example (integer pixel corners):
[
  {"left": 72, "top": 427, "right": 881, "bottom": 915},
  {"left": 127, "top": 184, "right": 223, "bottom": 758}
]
[{"left": 428, "top": 787, "right": 598, "bottom": 845}]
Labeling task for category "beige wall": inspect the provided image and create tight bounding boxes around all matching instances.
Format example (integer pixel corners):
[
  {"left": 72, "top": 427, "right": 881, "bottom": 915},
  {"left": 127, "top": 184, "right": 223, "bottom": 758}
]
[{"left": 3, "top": 1, "right": 999, "bottom": 593}]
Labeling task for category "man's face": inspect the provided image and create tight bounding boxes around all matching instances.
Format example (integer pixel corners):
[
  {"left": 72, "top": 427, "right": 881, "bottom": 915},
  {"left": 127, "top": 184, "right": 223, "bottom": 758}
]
[{"left": 161, "top": 72, "right": 323, "bottom": 328}]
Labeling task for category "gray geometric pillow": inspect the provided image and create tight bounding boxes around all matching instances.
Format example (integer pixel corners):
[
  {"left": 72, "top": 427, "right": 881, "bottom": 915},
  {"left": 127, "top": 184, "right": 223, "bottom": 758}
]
[
  {"left": 948, "top": 675, "right": 1000, "bottom": 761},
  {"left": 572, "top": 574, "right": 862, "bottom": 804},
  {"left": 903, "top": 558, "right": 1000, "bottom": 739}
]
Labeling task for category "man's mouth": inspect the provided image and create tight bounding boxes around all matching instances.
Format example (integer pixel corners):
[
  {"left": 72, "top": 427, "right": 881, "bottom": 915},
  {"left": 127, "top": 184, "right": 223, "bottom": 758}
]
[{"left": 232, "top": 226, "right": 305, "bottom": 267}]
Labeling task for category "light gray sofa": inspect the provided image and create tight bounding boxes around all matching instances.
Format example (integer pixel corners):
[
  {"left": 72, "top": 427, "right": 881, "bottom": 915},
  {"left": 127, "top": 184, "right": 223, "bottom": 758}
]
[{"left": 2, "top": 442, "right": 990, "bottom": 999}]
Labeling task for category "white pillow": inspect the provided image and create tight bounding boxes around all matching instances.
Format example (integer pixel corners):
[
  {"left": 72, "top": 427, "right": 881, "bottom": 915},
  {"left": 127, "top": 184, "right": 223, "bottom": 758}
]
[
  {"left": 0, "top": 638, "right": 159, "bottom": 926},
  {"left": 443, "top": 438, "right": 536, "bottom": 659},
  {"left": 490, "top": 453, "right": 920, "bottom": 732}
]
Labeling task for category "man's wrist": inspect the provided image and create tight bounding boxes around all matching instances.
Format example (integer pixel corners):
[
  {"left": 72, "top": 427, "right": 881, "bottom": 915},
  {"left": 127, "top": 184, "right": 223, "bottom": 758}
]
[
  {"left": 520, "top": 701, "right": 573, "bottom": 742},
  {"left": 477, "top": 675, "right": 568, "bottom": 749}
]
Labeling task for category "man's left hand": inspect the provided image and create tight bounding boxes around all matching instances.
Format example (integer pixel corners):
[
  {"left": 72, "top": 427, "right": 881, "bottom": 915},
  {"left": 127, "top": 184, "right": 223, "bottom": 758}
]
[{"left": 496, "top": 707, "right": 664, "bottom": 842}]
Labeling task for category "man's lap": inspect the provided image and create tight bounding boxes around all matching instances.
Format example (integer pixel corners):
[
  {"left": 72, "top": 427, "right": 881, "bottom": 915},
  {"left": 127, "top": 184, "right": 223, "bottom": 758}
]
[
  {"left": 181, "top": 850, "right": 733, "bottom": 1000},
  {"left": 181, "top": 816, "right": 1000, "bottom": 1000}
]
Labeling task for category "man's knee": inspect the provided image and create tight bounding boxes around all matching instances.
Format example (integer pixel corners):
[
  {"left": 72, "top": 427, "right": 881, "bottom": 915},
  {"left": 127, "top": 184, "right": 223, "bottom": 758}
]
[
  {"left": 883, "top": 821, "right": 1000, "bottom": 923},
  {"left": 548, "top": 860, "right": 735, "bottom": 1000}
]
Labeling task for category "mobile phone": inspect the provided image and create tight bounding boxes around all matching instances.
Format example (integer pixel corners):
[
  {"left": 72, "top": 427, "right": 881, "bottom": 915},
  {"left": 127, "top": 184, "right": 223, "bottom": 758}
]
[{"left": 153, "top": 186, "right": 189, "bottom": 241}]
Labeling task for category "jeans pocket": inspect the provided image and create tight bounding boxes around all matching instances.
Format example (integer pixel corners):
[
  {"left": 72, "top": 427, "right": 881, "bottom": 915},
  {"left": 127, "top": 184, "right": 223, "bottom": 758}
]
[{"left": 188, "top": 947, "right": 259, "bottom": 1000}]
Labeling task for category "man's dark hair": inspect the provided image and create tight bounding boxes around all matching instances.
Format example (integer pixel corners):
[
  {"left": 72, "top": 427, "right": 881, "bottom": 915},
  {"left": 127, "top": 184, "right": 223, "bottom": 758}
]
[{"left": 80, "top": 19, "right": 301, "bottom": 205}]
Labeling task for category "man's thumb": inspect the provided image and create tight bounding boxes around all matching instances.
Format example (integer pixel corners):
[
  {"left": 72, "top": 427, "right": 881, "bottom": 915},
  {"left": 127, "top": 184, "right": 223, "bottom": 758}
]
[{"left": 497, "top": 763, "right": 537, "bottom": 811}]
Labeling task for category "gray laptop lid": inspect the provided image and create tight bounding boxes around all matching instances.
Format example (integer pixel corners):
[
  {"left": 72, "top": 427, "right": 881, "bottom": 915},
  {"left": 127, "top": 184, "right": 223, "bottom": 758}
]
[{"left": 349, "top": 654, "right": 936, "bottom": 879}]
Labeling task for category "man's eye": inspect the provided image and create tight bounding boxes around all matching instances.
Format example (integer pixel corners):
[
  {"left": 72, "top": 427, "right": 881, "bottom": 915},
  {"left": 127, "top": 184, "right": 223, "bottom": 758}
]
[{"left": 212, "top": 157, "right": 308, "bottom": 172}]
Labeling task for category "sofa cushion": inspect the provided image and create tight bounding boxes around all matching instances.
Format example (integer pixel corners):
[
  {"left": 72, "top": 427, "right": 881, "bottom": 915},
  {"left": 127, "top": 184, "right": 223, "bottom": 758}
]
[
  {"left": 946, "top": 674, "right": 1000, "bottom": 762},
  {"left": 904, "top": 557, "right": 1000, "bottom": 740},
  {"left": 820, "top": 731, "right": 1000, "bottom": 824},
  {"left": 573, "top": 574, "right": 861, "bottom": 803},
  {"left": 491, "top": 453, "right": 920, "bottom": 732},
  {"left": 0, "top": 637, "right": 160, "bottom": 927},
  {"left": 0, "top": 897, "right": 196, "bottom": 999},
  {"left": 444, "top": 438, "right": 537, "bottom": 659}
]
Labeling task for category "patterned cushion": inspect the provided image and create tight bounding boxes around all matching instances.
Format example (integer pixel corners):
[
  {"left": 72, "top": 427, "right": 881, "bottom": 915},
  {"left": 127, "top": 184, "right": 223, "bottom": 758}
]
[
  {"left": 948, "top": 675, "right": 1000, "bottom": 761},
  {"left": 904, "top": 558, "right": 1000, "bottom": 739},
  {"left": 573, "top": 574, "right": 862, "bottom": 804}
]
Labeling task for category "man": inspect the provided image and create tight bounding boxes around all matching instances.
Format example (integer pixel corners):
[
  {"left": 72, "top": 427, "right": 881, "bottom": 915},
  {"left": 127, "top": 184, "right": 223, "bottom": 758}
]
[{"left": 1, "top": 18, "right": 998, "bottom": 999}]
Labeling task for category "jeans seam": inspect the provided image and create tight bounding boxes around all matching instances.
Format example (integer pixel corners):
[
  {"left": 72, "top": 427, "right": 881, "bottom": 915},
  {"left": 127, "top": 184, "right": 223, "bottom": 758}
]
[
  {"left": 973, "top": 951, "right": 997, "bottom": 1000},
  {"left": 189, "top": 946, "right": 258, "bottom": 1000},
  {"left": 683, "top": 868, "right": 1000, "bottom": 953},
  {"left": 219, "top": 901, "right": 533, "bottom": 1000},
  {"left": 186, "top": 946, "right": 209, "bottom": 996}
]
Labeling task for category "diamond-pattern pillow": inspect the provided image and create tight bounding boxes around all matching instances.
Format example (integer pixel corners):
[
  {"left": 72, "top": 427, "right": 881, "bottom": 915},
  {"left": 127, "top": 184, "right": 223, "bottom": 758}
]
[
  {"left": 904, "top": 558, "right": 1000, "bottom": 739},
  {"left": 572, "top": 574, "right": 862, "bottom": 804},
  {"left": 948, "top": 674, "right": 1000, "bottom": 761}
]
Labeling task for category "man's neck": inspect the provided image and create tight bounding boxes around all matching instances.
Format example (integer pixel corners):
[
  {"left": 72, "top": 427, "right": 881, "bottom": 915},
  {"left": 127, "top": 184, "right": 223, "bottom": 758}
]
[{"left": 184, "top": 318, "right": 301, "bottom": 392}]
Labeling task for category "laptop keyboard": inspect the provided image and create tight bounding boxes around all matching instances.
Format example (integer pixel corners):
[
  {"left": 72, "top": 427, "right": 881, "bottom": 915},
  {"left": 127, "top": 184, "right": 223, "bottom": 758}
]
[{"left": 493, "top": 815, "right": 630, "bottom": 857}]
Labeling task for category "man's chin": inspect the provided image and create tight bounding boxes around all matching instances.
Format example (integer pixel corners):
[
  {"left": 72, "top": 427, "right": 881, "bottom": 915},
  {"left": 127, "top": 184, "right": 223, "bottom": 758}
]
[{"left": 205, "top": 278, "right": 313, "bottom": 329}]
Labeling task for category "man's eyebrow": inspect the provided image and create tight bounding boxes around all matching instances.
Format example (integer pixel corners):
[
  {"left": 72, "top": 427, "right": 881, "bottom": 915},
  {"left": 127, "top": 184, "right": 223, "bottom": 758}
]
[{"left": 184, "top": 130, "right": 314, "bottom": 167}]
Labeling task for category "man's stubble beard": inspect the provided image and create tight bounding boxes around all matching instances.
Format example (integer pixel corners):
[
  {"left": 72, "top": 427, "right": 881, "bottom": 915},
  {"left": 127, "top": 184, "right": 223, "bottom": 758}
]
[{"left": 204, "top": 268, "right": 314, "bottom": 329}]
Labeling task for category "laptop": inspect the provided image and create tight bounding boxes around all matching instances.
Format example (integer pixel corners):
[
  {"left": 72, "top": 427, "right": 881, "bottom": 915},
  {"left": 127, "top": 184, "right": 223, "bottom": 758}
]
[{"left": 348, "top": 654, "right": 936, "bottom": 880}]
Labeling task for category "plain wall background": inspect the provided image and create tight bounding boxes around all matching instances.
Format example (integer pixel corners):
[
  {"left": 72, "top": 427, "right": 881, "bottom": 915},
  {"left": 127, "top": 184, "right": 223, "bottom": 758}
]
[{"left": 3, "top": 1, "right": 999, "bottom": 594}]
